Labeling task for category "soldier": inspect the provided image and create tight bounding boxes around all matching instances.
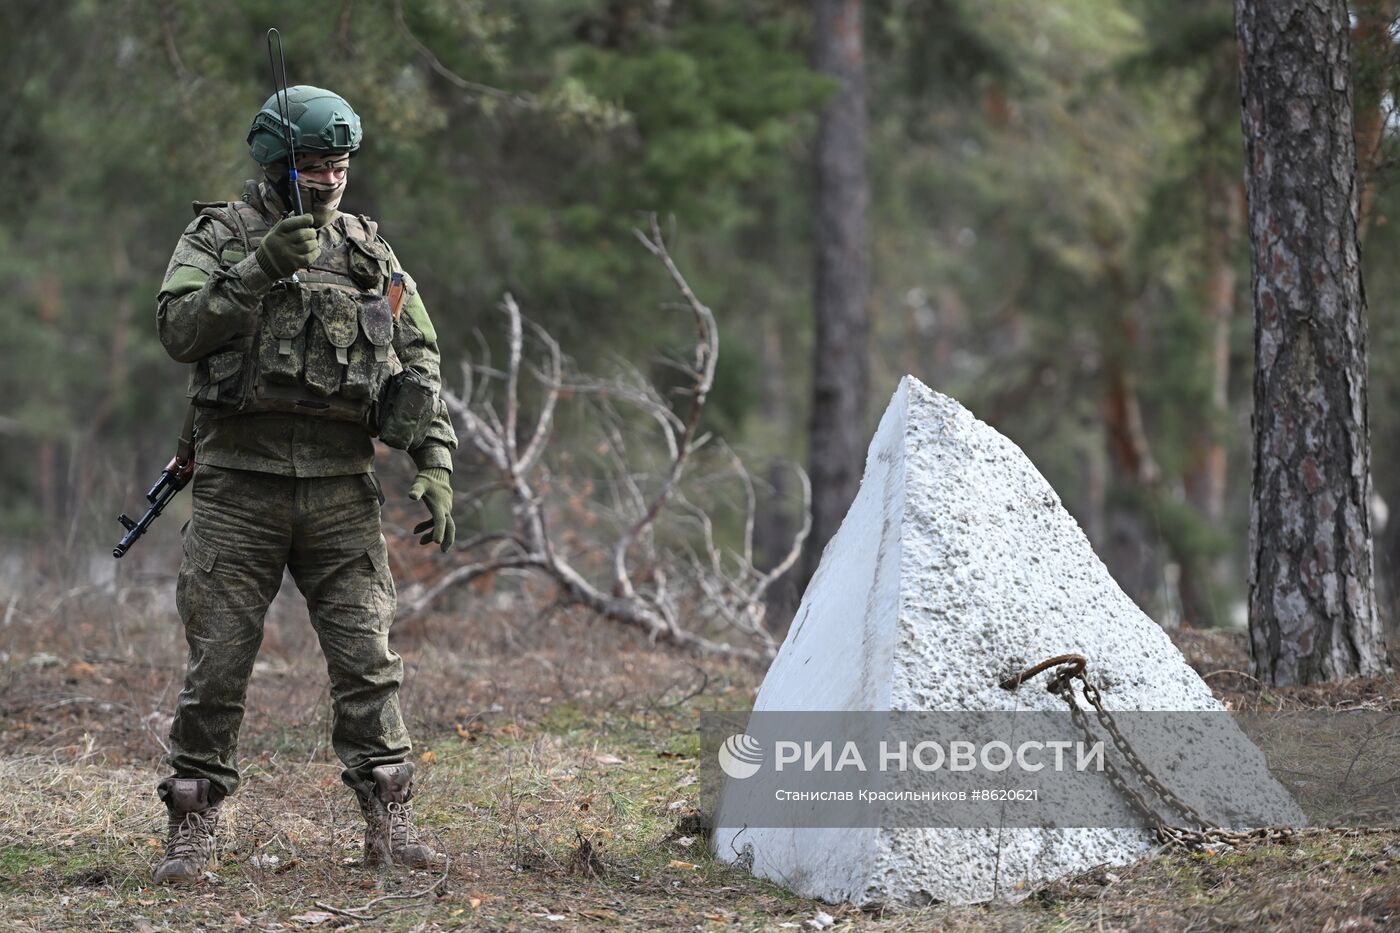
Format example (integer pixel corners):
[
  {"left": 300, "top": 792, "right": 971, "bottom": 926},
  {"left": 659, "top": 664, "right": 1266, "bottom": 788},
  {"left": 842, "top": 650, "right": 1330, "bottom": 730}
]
[{"left": 151, "top": 86, "right": 457, "bottom": 883}]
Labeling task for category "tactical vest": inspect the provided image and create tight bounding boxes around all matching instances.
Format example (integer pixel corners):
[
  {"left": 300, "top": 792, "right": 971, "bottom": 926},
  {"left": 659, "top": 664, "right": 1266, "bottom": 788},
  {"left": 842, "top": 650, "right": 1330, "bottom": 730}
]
[{"left": 188, "top": 195, "right": 400, "bottom": 427}]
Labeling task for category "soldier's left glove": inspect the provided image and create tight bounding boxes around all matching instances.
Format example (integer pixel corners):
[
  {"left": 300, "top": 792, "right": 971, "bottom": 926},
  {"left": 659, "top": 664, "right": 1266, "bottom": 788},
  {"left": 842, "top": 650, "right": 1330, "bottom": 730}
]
[{"left": 408, "top": 468, "right": 455, "bottom": 552}]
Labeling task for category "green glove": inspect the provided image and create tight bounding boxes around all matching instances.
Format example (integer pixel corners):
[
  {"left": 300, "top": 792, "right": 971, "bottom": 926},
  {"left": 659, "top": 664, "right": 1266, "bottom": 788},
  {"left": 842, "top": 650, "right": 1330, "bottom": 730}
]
[
  {"left": 255, "top": 213, "right": 320, "bottom": 280},
  {"left": 408, "top": 467, "right": 455, "bottom": 552}
]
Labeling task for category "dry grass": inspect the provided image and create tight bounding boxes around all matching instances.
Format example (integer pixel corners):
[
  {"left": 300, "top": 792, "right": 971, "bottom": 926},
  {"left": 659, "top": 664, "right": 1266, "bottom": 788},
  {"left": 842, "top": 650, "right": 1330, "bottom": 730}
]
[{"left": 2, "top": 572, "right": 1399, "bottom": 930}]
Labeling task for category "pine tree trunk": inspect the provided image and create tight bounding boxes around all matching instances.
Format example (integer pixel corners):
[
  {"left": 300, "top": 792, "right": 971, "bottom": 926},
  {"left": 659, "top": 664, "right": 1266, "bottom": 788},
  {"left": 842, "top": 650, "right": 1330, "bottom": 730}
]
[
  {"left": 804, "top": 0, "right": 872, "bottom": 586},
  {"left": 1101, "top": 266, "right": 1168, "bottom": 618},
  {"left": 1235, "top": 0, "right": 1385, "bottom": 684},
  {"left": 1179, "top": 174, "right": 1244, "bottom": 629},
  {"left": 756, "top": 319, "right": 800, "bottom": 631},
  {"left": 1351, "top": 0, "right": 1394, "bottom": 237},
  {"left": 1351, "top": 0, "right": 1399, "bottom": 649}
]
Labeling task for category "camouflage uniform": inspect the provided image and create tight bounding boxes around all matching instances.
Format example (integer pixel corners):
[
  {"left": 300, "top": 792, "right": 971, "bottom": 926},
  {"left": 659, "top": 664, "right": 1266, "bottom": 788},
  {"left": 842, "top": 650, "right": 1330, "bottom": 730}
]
[{"left": 156, "top": 178, "right": 456, "bottom": 805}]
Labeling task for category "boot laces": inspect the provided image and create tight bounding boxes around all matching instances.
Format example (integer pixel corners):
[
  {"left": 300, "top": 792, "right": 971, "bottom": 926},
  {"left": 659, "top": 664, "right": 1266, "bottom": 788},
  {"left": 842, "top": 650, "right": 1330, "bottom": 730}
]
[
  {"left": 167, "top": 809, "right": 218, "bottom": 861},
  {"left": 386, "top": 800, "right": 419, "bottom": 849}
]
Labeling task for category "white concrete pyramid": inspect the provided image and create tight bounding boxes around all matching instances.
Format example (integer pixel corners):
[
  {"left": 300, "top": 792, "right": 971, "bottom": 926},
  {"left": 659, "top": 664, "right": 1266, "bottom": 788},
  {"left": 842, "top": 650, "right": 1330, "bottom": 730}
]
[{"left": 712, "top": 375, "right": 1301, "bottom": 906}]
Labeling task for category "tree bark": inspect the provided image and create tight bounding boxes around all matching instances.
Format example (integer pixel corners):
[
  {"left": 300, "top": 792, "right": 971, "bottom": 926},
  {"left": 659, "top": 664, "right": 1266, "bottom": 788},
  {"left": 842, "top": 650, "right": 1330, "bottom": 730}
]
[
  {"left": 1235, "top": 0, "right": 1385, "bottom": 684},
  {"left": 804, "top": 0, "right": 872, "bottom": 586}
]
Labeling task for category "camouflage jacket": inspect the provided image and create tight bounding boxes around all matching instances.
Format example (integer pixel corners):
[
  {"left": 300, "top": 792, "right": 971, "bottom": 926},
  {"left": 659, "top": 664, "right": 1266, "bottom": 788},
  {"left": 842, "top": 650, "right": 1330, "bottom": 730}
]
[{"left": 157, "top": 181, "right": 457, "bottom": 478}]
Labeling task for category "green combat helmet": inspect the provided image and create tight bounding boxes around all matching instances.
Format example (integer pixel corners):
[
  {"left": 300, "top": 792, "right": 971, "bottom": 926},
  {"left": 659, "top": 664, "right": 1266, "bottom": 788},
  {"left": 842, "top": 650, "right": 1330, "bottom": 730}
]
[{"left": 247, "top": 85, "right": 363, "bottom": 163}]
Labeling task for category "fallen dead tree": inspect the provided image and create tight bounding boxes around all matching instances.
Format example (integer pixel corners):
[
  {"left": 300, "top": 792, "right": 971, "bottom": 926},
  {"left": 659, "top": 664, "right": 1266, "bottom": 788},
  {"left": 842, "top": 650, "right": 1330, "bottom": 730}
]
[{"left": 399, "top": 217, "right": 808, "bottom": 664}]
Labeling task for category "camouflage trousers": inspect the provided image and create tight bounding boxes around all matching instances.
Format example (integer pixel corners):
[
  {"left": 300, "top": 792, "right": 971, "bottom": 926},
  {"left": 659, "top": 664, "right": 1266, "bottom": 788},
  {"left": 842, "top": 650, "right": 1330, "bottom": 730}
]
[{"left": 163, "top": 464, "right": 411, "bottom": 803}]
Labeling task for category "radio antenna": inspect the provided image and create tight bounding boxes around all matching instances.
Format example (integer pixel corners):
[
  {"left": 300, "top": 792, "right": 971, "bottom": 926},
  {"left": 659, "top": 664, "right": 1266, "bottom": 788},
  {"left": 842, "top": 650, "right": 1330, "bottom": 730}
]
[{"left": 266, "top": 28, "right": 303, "bottom": 214}]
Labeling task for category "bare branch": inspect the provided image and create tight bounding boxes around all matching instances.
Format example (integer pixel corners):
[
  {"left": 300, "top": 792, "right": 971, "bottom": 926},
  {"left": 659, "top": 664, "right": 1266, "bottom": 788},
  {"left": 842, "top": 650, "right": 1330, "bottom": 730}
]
[
  {"left": 399, "top": 555, "right": 541, "bottom": 618},
  {"left": 611, "top": 216, "right": 719, "bottom": 597},
  {"left": 403, "top": 219, "right": 808, "bottom": 665},
  {"left": 519, "top": 318, "right": 563, "bottom": 472}
]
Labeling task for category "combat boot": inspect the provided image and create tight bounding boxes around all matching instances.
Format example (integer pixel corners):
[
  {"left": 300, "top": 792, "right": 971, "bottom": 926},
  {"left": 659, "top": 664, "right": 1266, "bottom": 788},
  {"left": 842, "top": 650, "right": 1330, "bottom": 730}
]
[
  {"left": 359, "top": 763, "right": 437, "bottom": 869},
  {"left": 154, "top": 778, "right": 221, "bottom": 884}
]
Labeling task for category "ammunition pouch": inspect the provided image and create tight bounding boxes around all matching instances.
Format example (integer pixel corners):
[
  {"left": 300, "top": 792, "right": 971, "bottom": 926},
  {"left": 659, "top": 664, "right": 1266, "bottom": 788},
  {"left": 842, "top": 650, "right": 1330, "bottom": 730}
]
[
  {"left": 375, "top": 369, "right": 438, "bottom": 450},
  {"left": 189, "top": 199, "right": 408, "bottom": 430},
  {"left": 189, "top": 346, "right": 248, "bottom": 410}
]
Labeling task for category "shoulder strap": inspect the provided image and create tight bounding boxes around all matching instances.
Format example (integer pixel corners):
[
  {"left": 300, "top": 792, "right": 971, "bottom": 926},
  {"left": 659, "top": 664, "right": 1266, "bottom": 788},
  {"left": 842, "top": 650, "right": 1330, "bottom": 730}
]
[
  {"left": 340, "top": 212, "right": 380, "bottom": 243},
  {"left": 195, "top": 200, "right": 269, "bottom": 256},
  {"left": 228, "top": 201, "right": 265, "bottom": 252},
  {"left": 193, "top": 204, "right": 242, "bottom": 253}
]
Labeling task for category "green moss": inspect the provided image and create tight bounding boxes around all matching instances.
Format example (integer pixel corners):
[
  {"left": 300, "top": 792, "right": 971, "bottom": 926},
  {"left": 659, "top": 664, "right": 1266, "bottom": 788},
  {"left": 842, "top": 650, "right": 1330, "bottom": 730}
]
[
  {"left": 0, "top": 845, "right": 117, "bottom": 891},
  {"left": 657, "top": 731, "right": 701, "bottom": 760},
  {"left": 536, "top": 703, "right": 590, "bottom": 735},
  {"left": 0, "top": 844, "right": 56, "bottom": 878}
]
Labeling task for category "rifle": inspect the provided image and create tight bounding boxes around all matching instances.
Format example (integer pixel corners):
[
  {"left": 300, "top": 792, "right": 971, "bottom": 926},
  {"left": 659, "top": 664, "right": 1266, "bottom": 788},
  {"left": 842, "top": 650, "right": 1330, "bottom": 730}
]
[
  {"left": 113, "top": 407, "right": 195, "bottom": 559},
  {"left": 115, "top": 30, "right": 293, "bottom": 558}
]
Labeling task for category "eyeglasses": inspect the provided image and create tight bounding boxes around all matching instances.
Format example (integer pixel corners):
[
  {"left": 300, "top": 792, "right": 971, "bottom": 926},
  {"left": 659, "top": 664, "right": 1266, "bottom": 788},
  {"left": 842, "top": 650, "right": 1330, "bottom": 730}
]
[{"left": 296, "top": 155, "right": 350, "bottom": 173}]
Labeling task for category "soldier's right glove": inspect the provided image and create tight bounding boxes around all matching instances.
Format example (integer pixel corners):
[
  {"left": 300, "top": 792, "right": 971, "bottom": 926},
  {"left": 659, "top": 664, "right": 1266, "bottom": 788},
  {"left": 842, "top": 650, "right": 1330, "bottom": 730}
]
[{"left": 255, "top": 213, "right": 320, "bottom": 280}]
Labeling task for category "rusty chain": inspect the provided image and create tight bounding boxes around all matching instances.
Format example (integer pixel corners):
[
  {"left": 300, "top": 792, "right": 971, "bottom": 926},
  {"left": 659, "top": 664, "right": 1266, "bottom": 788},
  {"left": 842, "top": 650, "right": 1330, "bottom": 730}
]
[{"left": 1002, "top": 654, "right": 1298, "bottom": 851}]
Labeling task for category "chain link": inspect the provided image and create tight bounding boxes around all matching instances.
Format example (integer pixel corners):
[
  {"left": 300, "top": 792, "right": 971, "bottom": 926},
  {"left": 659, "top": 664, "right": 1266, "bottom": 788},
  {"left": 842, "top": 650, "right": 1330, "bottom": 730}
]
[{"left": 1004, "top": 654, "right": 1298, "bottom": 851}]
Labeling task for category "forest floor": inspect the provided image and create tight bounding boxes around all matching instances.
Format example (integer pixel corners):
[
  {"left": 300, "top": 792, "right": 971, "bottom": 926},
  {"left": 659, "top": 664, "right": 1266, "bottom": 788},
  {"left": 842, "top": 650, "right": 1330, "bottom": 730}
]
[{"left": 2, "top": 567, "right": 1399, "bottom": 931}]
